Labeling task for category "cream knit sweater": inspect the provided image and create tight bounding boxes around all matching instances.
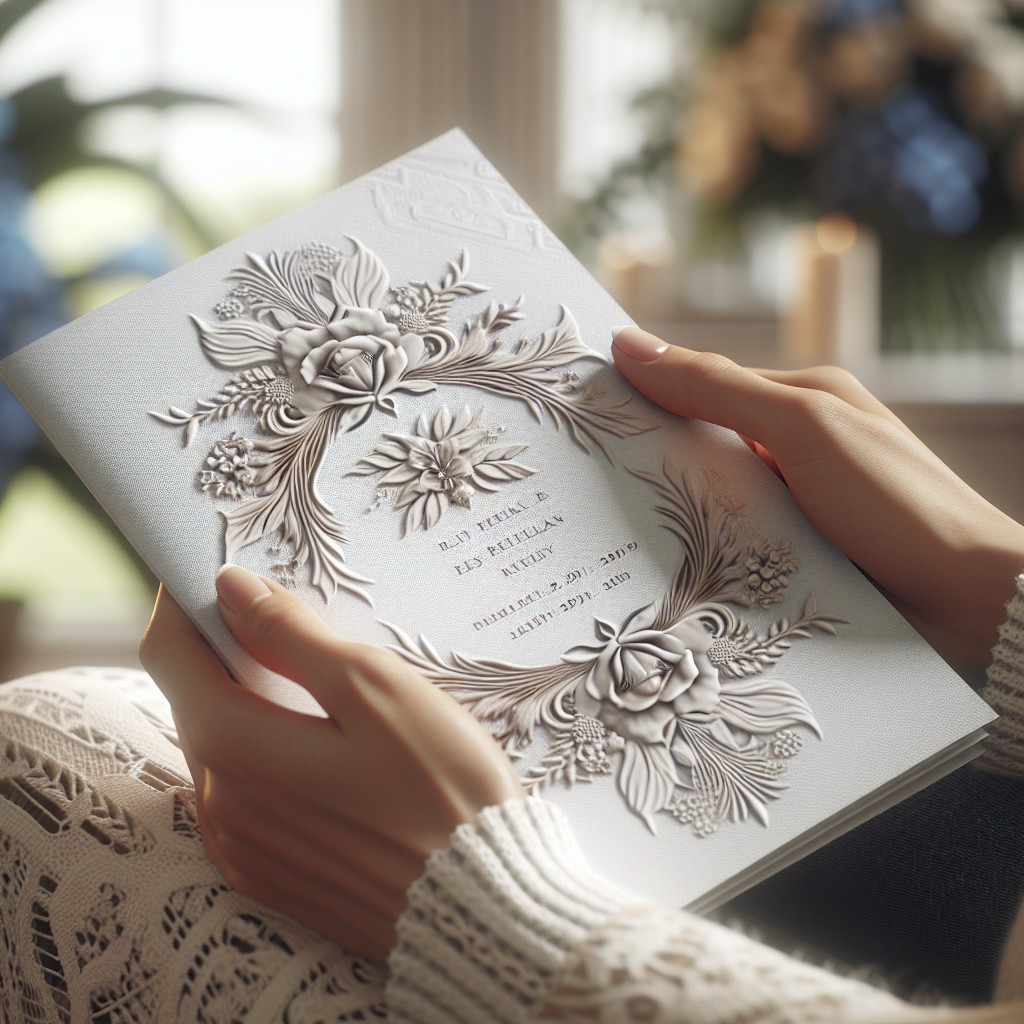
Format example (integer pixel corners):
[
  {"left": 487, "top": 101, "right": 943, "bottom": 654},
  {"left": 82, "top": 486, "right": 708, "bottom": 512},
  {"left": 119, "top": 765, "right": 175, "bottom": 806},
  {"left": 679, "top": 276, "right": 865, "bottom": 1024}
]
[{"left": 0, "top": 577, "right": 1019, "bottom": 1023}]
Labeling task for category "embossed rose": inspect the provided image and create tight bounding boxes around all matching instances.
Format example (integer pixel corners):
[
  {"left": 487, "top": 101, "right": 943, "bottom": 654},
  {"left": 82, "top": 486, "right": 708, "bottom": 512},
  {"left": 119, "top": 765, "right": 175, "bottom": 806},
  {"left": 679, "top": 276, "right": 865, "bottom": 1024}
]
[
  {"left": 566, "top": 603, "right": 721, "bottom": 745},
  {"left": 279, "top": 307, "right": 434, "bottom": 417}
]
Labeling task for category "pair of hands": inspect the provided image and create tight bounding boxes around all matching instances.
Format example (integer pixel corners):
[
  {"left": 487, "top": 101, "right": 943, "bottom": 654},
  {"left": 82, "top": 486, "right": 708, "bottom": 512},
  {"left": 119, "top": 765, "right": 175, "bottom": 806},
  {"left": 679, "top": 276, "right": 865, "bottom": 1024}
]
[{"left": 139, "top": 329, "right": 1024, "bottom": 960}]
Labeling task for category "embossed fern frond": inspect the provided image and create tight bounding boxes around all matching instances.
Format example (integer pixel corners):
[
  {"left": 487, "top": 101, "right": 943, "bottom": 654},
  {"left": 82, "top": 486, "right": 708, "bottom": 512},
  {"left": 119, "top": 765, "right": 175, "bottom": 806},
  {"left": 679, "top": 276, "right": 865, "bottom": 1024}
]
[
  {"left": 228, "top": 249, "right": 334, "bottom": 326},
  {"left": 691, "top": 597, "right": 848, "bottom": 682},
  {"left": 222, "top": 405, "right": 375, "bottom": 605},
  {"left": 677, "top": 720, "right": 790, "bottom": 828},
  {"left": 395, "top": 249, "right": 489, "bottom": 325},
  {"left": 631, "top": 462, "right": 751, "bottom": 629},
  {"left": 382, "top": 622, "right": 586, "bottom": 752},
  {"left": 521, "top": 730, "right": 577, "bottom": 789},
  {"left": 406, "top": 307, "right": 657, "bottom": 463},
  {"left": 148, "top": 365, "right": 295, "bottom": 446}
]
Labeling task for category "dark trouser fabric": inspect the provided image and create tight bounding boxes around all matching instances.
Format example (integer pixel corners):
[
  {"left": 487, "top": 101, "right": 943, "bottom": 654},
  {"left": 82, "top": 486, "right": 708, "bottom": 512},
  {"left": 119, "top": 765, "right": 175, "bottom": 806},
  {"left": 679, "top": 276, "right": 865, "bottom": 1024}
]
[{"left": 729, "top": 765, "right": 1024, "bottom": 1004}]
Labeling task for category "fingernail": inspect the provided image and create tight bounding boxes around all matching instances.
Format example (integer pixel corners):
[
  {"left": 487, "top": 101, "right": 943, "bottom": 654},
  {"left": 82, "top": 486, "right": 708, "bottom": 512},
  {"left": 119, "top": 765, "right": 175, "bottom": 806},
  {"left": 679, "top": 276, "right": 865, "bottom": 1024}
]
[
  {"left": 216, "top": 564, "right": 271, "bottom": 615},
  {"left": 611, "top": 327, "right": 669, "bottom": 362}
]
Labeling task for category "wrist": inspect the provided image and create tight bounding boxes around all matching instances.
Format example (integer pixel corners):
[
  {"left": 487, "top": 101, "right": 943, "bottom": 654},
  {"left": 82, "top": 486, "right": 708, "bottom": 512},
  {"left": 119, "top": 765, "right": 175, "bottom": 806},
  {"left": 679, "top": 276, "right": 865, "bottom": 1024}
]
[{"left": 386, "top": 796, "right": 642, "bottom": 1023}]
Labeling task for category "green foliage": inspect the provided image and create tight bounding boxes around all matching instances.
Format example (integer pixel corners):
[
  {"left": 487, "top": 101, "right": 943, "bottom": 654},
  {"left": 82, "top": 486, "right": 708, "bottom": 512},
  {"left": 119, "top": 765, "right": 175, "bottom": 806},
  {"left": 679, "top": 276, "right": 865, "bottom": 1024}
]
[
  {"left": 9, "top": 77, "right": 228, "bottom": 250},
  {"left": 2, "top": 0, "right": 234, "bottom": 250}
]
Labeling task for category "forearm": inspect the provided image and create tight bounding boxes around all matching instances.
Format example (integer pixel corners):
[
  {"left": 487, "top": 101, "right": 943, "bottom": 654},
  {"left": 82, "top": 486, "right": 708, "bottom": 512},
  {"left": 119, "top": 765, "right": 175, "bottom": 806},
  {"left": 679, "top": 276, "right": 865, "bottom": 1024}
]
[{"left": 386, "top": 798, "right": 922, "bottom": 1024}]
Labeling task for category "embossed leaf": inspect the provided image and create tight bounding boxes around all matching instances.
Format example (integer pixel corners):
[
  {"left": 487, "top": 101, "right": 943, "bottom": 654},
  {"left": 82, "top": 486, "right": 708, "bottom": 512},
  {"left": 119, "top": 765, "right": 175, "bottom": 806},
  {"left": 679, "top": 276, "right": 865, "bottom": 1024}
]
[
  {"left": 393, "top": 482, "right": 421, "bottom": 508},
  {"left": 561, "top": 643, "right": 604, "bottom": 664},
  {"left": 709, "top": 717, "right": 741, "bottom": 750},
  {"left": 457, "top": 323, "right": 499, "bottom": 360},
  {"left": 339, "top": 403, "right": 374, "bottom": 433},
  {"left": 191, "top": 316, "right": 281, "bottom": 369},
  {"left": 683, "top": 721, "right": 788, "bottom": 827},
  {"left": 451, "top": 405, "right": 475, "bottom": 434},
  {"left": 528, "top": 307, "right": 608, "bottom": 369},
  {"left": 403, "top": 491, "right": 449, "bottom": 534},
  {"left": 404, "top": 494, "right": 428, "bottom": 536},
  {"left": 475, "top": 297, "right": 526, "bottom": 335},
  {"left": 432, "top": 405, "right": 453, "bottom": 439},
  {"left": 349, "top": 453, "right": 400, "bottom": 473},
  {"left": 376, "top": 441, "right": 410, "bottom": 460},
  {"left": 378, "top": 463, "right": 422, "bottom": 485},
  {"left": 472, "top": 461, "right": 537, "bottom": 482},
  {"left": 718, "top": 677, "right": 823, "bottom": 738},
  {"left": 425, "top": 491, "right": 445, "bottom": 530},
  {"left": 670, "top": 734, "right": 697, "bottom": 768},
  {"left": 480, "top": 445, "right": 529, "bottom": 462},
  {"left": 331, "top": 238, "right": 390, "bottom": 310},
  {"left": 148, "top": 408, "right": 192, "bottom": 426},
  {"left": 618, "top": 740, "right": 681, "bottom": 833},
  {"left": 393, "top": 379, "right": 437, "bottom": 395}
]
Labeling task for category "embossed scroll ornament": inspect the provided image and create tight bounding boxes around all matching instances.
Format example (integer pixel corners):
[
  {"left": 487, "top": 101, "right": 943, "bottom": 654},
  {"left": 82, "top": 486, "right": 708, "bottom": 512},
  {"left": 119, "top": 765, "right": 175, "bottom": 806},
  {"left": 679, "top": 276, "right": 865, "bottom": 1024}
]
[
  {"left": 388, "top": 465, "right": 847, "bottom": 836},
  {"left": 151, "top": 241, "right": 653, "bottom": 602}
]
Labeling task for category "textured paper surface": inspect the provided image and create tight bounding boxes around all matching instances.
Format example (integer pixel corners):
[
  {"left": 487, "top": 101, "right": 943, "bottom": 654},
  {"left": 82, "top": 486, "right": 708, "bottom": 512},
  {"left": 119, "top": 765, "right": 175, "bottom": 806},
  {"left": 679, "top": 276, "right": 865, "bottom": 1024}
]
[{"left": 1, "top": 130, "right": 994, "bottom": 909}]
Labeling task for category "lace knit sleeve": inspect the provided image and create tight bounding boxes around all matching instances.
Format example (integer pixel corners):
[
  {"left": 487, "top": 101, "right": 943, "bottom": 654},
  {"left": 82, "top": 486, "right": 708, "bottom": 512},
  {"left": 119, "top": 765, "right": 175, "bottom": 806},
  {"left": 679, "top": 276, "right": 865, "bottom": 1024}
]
[
  {"left": 385, "top": 797, "right": 640, "bottom": 1022},
  {"left": 976, "top": 572, "right": 1024, "bottom": 776},
  {"left": 385, "top": 797, "right": 921, "bottom": 1024},
  {"left": 536, "top": 904, "right": 921, "bottom": 1023}
]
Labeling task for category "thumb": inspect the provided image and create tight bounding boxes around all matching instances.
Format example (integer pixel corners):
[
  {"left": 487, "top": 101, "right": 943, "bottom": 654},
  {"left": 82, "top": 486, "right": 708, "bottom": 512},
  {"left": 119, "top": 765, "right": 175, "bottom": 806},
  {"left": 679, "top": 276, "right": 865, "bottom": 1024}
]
[
  {"left": 215, "top": 564, "right": 402, "bottom": 722},
  {"left": 611, "top": 327, "right": 807, "bottom": 453}
]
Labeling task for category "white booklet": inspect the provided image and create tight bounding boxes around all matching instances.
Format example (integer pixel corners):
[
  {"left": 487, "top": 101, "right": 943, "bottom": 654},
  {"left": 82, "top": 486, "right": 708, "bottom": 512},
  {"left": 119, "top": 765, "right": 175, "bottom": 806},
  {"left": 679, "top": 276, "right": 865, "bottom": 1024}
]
[{"left": 1, "top": 129, "right": 994, "bottom": 912}]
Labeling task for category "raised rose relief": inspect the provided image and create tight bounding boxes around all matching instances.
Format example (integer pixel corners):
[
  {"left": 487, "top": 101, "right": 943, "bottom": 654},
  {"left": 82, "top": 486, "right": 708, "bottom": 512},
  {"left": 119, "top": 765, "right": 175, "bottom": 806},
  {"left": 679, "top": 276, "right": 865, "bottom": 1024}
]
[{"left": 152, "top": 239, "right": 846, "bottom": 837}]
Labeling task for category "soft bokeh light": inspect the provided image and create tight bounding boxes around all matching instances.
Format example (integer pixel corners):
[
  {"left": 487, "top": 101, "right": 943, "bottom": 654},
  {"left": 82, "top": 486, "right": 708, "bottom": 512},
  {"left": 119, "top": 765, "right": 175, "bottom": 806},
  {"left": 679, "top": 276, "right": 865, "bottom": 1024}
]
[
  {"left": 0, "top": 0, "right": 340, "bottom": 244},
  {"left": 26, "top": 168, "right": 165, "bottom": 278},
  {"left": 0, "top": 467, "right": 151, "bottom": 620},
  {"left": 560, "top": 0, "right": 680, "bottom": 198},
  {"left": 0, "top": 0, "right": 340, "bottom": 672}
]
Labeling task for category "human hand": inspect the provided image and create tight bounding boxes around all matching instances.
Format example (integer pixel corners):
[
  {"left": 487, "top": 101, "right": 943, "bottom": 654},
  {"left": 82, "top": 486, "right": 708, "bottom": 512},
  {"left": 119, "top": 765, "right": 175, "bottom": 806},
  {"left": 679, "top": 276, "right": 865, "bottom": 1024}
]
[
  {"left": 611, "top": 328, "right": 1024, "bottom": 681},
  {"left": 138, "top": 569, "right": 523, "bottom": 960}
]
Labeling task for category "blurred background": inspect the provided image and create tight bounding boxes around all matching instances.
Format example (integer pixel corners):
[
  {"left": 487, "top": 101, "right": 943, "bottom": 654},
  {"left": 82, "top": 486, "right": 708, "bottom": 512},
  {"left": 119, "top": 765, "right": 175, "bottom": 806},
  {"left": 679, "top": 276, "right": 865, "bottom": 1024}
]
[{"left": 1, "top": 0, "right": 1023, "bottom": 683}]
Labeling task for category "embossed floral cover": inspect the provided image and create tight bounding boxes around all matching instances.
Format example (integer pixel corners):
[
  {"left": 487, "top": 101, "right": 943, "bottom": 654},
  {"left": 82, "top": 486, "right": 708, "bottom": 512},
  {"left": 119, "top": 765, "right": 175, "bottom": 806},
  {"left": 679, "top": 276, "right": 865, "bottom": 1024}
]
[{"left": 0, "top": 130, "right": 994, "bottom": 910}]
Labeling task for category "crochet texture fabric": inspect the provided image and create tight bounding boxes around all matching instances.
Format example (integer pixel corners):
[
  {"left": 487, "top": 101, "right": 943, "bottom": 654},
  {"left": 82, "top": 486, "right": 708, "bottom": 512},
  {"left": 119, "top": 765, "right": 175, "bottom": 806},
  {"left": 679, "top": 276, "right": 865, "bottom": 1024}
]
[
  {"left": 0, "top": 668, "right": 923, "bottom": 1024},
  {"left": 0, "top": 667, "right": 387, "bottom": 1023}
]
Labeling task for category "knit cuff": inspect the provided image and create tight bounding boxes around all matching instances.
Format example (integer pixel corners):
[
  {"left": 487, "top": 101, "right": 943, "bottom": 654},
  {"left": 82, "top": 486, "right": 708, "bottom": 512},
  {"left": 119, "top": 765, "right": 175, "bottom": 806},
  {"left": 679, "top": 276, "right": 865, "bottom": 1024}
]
[
  {"left": 385, "top": 796, "right": 644, "bottom": 1024},
  {"left": 977, "top": 573, "right": 1024, "bottom": 776}
]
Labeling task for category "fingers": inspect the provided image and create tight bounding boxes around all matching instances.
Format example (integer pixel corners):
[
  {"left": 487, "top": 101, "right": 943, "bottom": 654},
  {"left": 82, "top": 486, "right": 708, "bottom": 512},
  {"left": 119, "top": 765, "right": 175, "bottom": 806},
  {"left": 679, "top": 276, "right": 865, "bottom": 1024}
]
[
  {"left": 610, "top": 327, "right": 920, "bottom": 454},
  {"left": 743, "top": 365, "right": 921, "bottom": 442},
  {"left": 611, "top": 328, "right": 810, "bottom": 450},
  {"left": 214, "top": 565, "right": 397, "bottom": 722},
  {"left": 140, "top": 585, "right": 347, "bottom": 790}
]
